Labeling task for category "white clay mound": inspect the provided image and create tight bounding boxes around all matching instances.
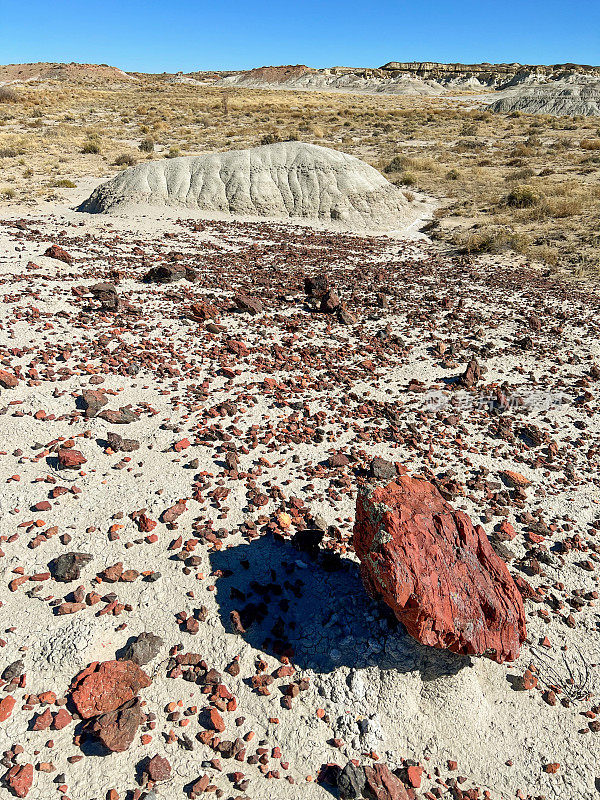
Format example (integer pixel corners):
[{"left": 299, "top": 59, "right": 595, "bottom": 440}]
[
  {"left": 488, "top": 80, "right": 600, "bottom": 116},
  {"left": 78, "top": 142, "right": 413, "bottom": 229}
]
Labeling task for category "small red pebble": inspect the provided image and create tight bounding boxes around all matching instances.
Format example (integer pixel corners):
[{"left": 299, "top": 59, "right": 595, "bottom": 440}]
[
  {"left": 543, "top": 763, "right": 560, "bottom": 774},
  {"left": 406, "top": 765, "right": 423, "bottom": 788},
  {"left": 206, "top": 708, "right": 225, "bottom": 732}
]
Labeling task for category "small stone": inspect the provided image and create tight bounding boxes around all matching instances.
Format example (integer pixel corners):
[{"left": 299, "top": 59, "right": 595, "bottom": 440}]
[{"left": 121, "top": 632, "right": 164, "bottom": 666}]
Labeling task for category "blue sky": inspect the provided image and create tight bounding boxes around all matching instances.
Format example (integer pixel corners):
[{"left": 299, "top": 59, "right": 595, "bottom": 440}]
[{"left": 1, "top": 0, "right": 598, "bottom": 73}]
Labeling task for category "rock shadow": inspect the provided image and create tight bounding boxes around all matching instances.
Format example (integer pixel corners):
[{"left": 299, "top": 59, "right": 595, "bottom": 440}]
[{"left": 210, "top": 535, "right": 469, "bottom": 678}]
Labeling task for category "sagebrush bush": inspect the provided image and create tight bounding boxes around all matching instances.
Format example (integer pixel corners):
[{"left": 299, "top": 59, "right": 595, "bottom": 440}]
[
  {"left": 0, "top": 87, "right": 19, "bottom": 104},
  {"left": 82, "top": 140, "right": 101, "bottom": 154},
  {"left": 506, "top": 185, "right": 540, "bottom": 208},
  {"left": 139, "top": 137, "right": 155, "bottom": 153},
  {"left": 113, "top": 153, "right": 137, "bottom": 167}
]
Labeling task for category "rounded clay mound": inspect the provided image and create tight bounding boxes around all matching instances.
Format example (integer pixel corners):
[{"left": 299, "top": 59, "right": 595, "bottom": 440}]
[{"left": 78, "top": 142, "right": 413, "bottom": 229}]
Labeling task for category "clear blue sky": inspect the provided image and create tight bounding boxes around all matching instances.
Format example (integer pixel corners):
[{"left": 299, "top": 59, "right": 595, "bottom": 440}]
[{"left": 1, "top": 0, "right": 598, "bottom": 73}]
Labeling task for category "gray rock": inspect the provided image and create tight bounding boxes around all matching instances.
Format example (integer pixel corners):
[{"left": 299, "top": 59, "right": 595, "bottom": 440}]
[
  {"left": 50, "top": 552, "right": 93, "bottom": 582},
  {"left": 121, "top": 632, "right": 164, "bottom": 666},
  {"left": 2, "top": 660, "right": 24, "bottom": 682},
  {"left": 337, "top": 762, "right": 366, "bottom": 799}
]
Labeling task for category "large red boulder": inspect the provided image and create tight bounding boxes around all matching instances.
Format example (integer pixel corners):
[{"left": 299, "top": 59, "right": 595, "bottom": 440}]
[
  {"left": 70, "top": 660, "right": 151, "bottom": 719},
  {"left": 3, "top": 763, "right": 33, "bottom": 797},
  {"left": 354, "top": 476, "right": 526, "bottom": 663}
]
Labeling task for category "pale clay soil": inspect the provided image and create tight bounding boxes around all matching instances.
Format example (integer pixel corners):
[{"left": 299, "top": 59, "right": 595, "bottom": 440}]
[{"left": 0, "top": 180, "right": 599, "bottom": 800}]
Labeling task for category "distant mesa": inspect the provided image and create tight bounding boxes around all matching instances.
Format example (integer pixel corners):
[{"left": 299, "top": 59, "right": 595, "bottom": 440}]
[
  {"left": 78, "top": 142, "right": 415, "bottom": 230},
  {"left": 0, "top": 62, "right": 135, "bottom": 85}
]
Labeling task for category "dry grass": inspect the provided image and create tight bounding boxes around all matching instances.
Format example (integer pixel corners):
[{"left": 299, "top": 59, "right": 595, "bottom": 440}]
[{"left": 0, "top": 75, "right": 599, "bottom": 273}]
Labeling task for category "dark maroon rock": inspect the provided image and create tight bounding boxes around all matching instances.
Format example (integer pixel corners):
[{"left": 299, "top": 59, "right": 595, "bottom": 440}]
[
  {"left": 88, "top": 698, "right": 143, "bottom": 752},
  {"left": 234, "top": 294, "right": 264, "bottom": 315},
  {"left": 44, "top": 244, "right": 72, "bottom": 264}
]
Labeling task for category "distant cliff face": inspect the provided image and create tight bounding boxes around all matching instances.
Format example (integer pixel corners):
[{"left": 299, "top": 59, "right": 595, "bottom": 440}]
[
  {"left": 378, "top": 61, "right": 600, "bottom": 87},
  {"left": 215, "top": 61, "right": 600, "bottom": 96}
]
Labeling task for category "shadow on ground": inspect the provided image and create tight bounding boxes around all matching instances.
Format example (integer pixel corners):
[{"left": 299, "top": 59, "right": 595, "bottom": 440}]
[{"left": 210, "top": 535, "right": 468, "bottom": 678}]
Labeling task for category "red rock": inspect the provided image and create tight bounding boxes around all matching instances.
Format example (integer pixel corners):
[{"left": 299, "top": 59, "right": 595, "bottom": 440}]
[
  {"left": 145, "top": 754, "right": 171, "bottom": 782},
  {"left": 44, "top": 244, "right": 72, "bottom": 264},
  {"left": 173, "top": 438, "right": 190, "bottom": 452},
  {"left": 0, "top": 695, "right": 16, "bottom": 722},
  {"left": 188, "top": 301, "right": 219, "bottom": 323},
  {"left": 354, "top": 476, "right": 526, "bottom": 663},
  {"left": 320, "top": 289, "right": 341, "bottom": 313},
  {"left": 520, "top": 669, "right": 538, "bottom": 690},
  {"left": 57, "top": 449, "right": 87, "bottom": 470},
  {"left": 406, "top": 764, "right": 423, "bottom": 788},
  {"left": 88, "top": 698, "right": 142, "bottom": 752},
  {"left": 458, "top": 358, "right": 482, "bottom": 388},
  {"left": 363, "top": 764, "right": 411, "bottom": 800},
  {"left": 79, "top": 389, "right": 108, "bottom": 418},
  {"left": 0, "top": 370, "right": 18, "bottom": 389},
  {"left": 497, "top": 520, "right": 517, "bottom": 541},
  {"left": 205, "top": 708, "right": 226, "bottom": 732},
  {"left": 161, "top": 502, "right": 187, "bottom": 524},
  {"left": 136, "top": 514, "right": 157, "bottom": 533},
  {"left": 234, "top": 294, "right": 263, "bottom": 315},
  {"left": 499, "top": 470, "right": 531, "bottom": 488},
  {"left": 3, "top": 763, "right": 33, "bottom": 797},
  {"left": 51, "top": 708, "right": 72, "bottom": 730},
  {"left": 32, "top": 707, "right": 53, "bottom": 730},
  {"left": 70, "top": 660, "right": 151, "bottom": 719}
]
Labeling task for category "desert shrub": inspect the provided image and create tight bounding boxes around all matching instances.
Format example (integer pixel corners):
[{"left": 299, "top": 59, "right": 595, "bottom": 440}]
[
  {"left": 139, "top": 137, "right": 154, "bottom": 152},
  {"left": 166, "top": 147, "right": 181, "bottom": 158},
  {"left": 384, "top": 155, "right": 410, "bottom": 173},
  {"left": 534, "top": 196, "right": 584, "bottom": 219},
  {"left": 580, "top": 139, "right": 600, "bottom": 151},
  {"left": 51, "top": 179, "right": 77, "bottom": 188},
  {"left": 506, "top": 168, "right": 535, "bottom": 182},
  {"left": 446, "top": 168, "right": 460, "bottom": 180},
  {"left": 400, "top": 171, "right": 416, "bottom": 186},
  {"left": 113, "top": 153, "right": 136, "bottom": 167},
  {"left": 506, "top": 185, "right": 540, "bottom": 208},
  {"left": 0, "top": 147, "right": 18, "bottom": 158},
  {"left": 82, "top": 140, "right": 101, "bottom": 154},
  {"left": 511, "top": 144, "right": 534, "bottom": 158},
  {"left": 0, "top": 87, "right": 19, "bottom": 104},
  {"left": 1, "top": 187, "right": 16, "bottom": 199},
  {"left": 260, "top": 133, "right": 281, "bottom": 145},
  {"left": 454, "top": 226, "right": 530, "bottom": 255}
]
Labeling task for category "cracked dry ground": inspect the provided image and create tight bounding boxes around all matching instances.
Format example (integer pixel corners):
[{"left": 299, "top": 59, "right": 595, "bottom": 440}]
[{"left": 0, "top": 210, "right": 599, "bottom": 800}]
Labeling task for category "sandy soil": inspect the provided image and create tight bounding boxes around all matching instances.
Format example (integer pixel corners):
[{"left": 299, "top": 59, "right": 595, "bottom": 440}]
[{"left": 0, "top": 185, "right": 599, "bottom": 800}]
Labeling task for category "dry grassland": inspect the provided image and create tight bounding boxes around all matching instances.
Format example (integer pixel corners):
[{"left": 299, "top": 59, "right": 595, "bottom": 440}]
[{"left": 1, "top": 76, "right": 599, "bottom": 274}]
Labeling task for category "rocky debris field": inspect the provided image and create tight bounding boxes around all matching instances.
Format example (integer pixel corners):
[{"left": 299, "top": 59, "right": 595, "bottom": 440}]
[{"left": 0, "top": 206, "right": 599, "bottom": 800}]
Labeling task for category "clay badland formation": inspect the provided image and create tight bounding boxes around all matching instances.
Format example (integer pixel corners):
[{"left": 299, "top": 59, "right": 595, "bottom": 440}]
[{"left": 0, "top": 56, "right": 600, "bottom": 800}]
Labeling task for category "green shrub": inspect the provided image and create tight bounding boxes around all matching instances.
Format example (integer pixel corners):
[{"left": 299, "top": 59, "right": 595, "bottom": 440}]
[
  {"left": 139, "top": 137, "right": 155, "bottom": 153},
  {"left": 113, "top": 153, "right": 136, "bottom": 167},
  {"left": 0, "top": 87, "right": 19, "bottom": 103},
  {"left": 82, "top": 140, "right": 101, "bottom": 154},
  {"left": 506, "top": 185, "right": 540, "bottom": 208},
  {"left": 384, "top": 155, "right": 409, "bottom": 173}
]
